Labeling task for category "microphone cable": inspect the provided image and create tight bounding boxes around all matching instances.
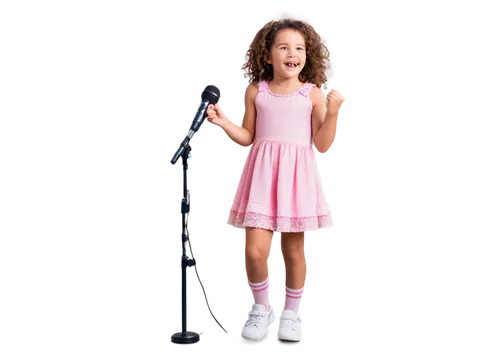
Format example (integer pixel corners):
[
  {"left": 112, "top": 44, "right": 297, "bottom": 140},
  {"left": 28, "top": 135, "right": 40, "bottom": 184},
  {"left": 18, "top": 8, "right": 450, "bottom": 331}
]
[{"left": 187, "top": 242, "right": 231, "bottom": 336}]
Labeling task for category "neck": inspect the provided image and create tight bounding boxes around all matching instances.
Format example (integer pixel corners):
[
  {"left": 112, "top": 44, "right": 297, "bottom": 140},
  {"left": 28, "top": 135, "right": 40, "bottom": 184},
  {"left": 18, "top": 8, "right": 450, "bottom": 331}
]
[{"left": 270, "top": 76, "right": 302, "bottom": 88}]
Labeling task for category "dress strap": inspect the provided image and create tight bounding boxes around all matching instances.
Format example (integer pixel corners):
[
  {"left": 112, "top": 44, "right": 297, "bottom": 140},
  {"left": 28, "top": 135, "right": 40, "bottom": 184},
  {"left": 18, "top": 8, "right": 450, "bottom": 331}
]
[
  {"left": 298, "top": 83, "right": 316, "bottom": 97},
  {"left": 258, "top": 80, "right": 269, "bottom": 93}
]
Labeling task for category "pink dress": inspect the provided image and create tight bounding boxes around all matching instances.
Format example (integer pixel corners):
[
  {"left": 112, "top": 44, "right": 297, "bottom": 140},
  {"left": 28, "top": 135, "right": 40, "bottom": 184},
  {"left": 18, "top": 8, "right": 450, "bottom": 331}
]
[{"left": 227, "top": 79, "right": 333, "bottom": 232}]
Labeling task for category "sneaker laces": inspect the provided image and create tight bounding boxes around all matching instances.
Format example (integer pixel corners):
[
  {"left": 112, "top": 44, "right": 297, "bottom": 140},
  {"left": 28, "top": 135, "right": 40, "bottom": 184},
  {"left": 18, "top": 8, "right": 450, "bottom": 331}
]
[
  {"left": 280, "top": 315, "right": 302, "bottom": 331},
  {"left": 280, "top": 316, "right": 301, "bottom": 331},
  {"left": 245, "top": 310, "right": 267, "bottom": 328}
]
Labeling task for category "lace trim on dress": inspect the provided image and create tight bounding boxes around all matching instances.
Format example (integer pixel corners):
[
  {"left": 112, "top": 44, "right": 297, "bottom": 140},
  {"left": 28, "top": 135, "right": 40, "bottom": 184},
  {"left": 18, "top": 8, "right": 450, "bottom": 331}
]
[
  {"left": 227, "top": 210, "right": 333, "bottom": 232},
  {"left": 258, "top": 80, "right": 314, "bottom": 98}
]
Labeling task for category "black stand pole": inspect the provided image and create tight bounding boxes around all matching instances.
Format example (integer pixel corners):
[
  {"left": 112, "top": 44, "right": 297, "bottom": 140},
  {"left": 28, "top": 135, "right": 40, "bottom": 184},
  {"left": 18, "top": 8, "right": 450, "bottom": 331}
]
[
  {"left": 170, "top": 84, "right": 220, "bottom": 343},
  {"left": 171, "top": 144, "right": 200, "bottom": 344}
]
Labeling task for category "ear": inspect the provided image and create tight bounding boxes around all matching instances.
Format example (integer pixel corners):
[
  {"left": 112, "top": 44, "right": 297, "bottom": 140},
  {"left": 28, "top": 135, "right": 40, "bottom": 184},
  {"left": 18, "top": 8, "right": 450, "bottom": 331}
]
[{"left": 265, "top": 52, "right": 272, "bottom": 65}]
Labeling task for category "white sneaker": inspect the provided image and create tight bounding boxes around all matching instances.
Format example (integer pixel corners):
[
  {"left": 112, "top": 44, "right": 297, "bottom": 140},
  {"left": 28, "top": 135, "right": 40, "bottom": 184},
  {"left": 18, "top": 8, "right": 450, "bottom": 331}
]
[
  {"left": 241, "top": 303, "right": 275, "bottom": 341},
  {"left": 278, "top": 309, "right": 302, "bottom": 341}
]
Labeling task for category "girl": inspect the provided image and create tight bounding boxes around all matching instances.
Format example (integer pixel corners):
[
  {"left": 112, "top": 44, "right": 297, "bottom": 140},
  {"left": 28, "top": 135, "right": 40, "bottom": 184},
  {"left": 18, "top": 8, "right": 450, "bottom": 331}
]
[{"left": 207, "top": 18, "right": 344, "bottom": 342}]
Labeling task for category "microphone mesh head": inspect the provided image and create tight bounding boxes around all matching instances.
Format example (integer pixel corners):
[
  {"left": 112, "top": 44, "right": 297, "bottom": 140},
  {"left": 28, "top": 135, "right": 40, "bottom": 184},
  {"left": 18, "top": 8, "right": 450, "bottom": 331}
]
[{"left": 202, "top": 85, "right": 220, "bottom": 104}]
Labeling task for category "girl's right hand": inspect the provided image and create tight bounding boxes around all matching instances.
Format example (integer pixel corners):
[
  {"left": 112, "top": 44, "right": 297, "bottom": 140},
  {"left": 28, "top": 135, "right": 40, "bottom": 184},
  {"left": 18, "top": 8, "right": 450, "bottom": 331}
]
[{"left": 206, "top": 103, "right": 228, "bottom": 128}]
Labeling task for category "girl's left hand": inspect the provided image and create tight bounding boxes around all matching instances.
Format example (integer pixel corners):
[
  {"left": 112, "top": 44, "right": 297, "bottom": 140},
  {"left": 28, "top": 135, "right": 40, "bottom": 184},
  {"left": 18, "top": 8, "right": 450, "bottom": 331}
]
[{"left": 326, "top": 89, "right": 345, "bottom": 114}]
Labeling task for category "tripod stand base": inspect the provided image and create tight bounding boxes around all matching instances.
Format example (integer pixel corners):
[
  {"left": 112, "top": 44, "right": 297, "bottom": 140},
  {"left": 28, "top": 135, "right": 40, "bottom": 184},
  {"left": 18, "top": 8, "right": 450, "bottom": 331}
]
[{"left": 171, "top": 331, "right": 200, "bottom": 344}]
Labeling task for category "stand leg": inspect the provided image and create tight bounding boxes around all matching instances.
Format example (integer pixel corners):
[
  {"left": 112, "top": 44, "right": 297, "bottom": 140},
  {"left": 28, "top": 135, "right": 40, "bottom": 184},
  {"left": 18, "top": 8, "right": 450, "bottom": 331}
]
[{"left": 170, "top": 150, "right": 200, "bottom": 345}]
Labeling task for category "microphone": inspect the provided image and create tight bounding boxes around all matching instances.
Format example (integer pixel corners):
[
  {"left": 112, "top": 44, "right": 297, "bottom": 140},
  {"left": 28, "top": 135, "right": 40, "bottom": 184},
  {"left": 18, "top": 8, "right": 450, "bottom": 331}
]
[{"left": 171, "top": 85, "right": 220, "bottom": 165}]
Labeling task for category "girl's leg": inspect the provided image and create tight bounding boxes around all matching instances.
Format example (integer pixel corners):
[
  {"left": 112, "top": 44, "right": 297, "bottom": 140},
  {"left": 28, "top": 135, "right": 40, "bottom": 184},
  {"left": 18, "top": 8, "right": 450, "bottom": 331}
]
[
  {"left": 245, "top": 227, "right": 274, "bottom": 310},
  {"left": 281, "top": 231, "right": 306, "bottom": 313}
]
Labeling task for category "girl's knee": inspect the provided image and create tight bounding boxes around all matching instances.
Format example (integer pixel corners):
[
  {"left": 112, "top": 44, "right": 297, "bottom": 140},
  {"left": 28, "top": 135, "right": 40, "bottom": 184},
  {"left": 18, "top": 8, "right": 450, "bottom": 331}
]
[
  {"left": 279, "top": 233, "right": 306, "bottom": 260},
  {"left": 245, "top": 227, "right": 273, "bottom": 259},
  {"left": 282, "top": 249, "right": 305, "bottom": 262},
  {"left": 244, "top": 245, "right": 271, "bottom": 262}
]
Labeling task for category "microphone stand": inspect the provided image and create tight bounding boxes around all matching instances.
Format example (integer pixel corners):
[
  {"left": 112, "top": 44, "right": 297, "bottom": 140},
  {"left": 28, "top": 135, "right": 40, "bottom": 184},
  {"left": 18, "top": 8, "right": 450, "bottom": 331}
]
[
  {"left": 171, "top": 142, "right": 200, "bottom": 344},
  {"left": 170, "top": 84, "right": 219, "bottom": 344}
]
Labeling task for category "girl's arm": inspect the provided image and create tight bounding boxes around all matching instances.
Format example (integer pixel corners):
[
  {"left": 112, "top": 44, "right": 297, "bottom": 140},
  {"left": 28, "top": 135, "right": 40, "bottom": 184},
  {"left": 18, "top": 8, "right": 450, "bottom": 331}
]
[
  {"left": 221, "top": 84, "right": 258, "bottom": 147},
  {"left": 311, "top": 87, "right": 340, "bottom": 155}
]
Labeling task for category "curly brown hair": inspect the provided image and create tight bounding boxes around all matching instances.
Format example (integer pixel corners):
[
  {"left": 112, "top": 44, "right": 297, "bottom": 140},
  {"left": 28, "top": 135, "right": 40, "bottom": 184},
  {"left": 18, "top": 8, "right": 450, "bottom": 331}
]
[{"left": 241, "top": 18, "right": 332, "bottom": 90}]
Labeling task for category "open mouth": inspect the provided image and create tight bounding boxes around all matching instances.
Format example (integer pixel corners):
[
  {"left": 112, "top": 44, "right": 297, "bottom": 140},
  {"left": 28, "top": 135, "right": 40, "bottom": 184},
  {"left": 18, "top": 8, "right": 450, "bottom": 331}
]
[{"left": 285, "top": 62, "right": 299, "bottom": 68}]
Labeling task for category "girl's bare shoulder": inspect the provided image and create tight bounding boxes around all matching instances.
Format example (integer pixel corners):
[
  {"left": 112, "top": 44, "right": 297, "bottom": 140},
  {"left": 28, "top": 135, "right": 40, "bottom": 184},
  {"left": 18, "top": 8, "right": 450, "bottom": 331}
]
[
  {"left": 309, "top": 85, "right": 325, "bottom": 107},
  {"left": 246, "top": 82, "right": 260, "bottom": 101}
]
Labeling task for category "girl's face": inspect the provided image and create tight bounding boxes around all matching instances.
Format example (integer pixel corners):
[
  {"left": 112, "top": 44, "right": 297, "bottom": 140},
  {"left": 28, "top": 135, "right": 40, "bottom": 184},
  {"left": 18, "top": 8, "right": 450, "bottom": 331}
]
[{"left": 266, "top": 29, "right": 307, "bottom": 81}]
